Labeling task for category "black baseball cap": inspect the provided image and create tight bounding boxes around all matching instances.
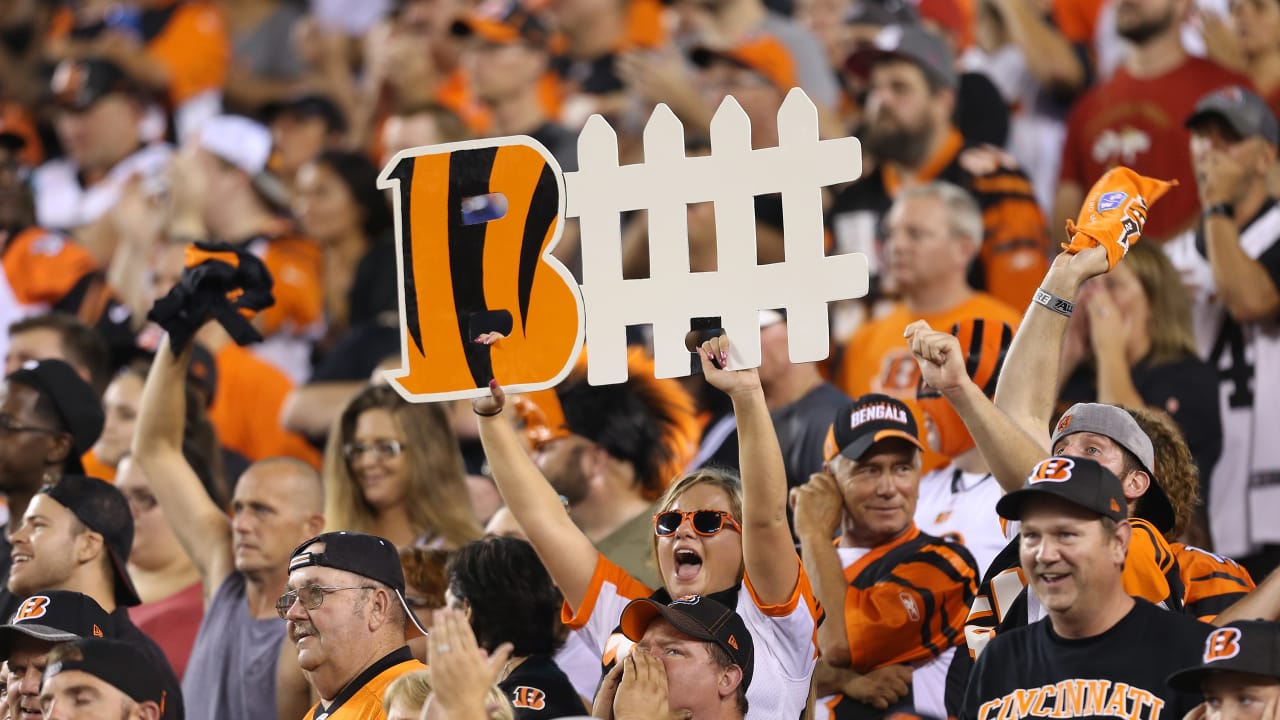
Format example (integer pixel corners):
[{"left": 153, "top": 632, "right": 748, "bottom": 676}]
[
  {"left": 41, "top": 476, "right": 141, "bottom": 607},
  {"left": 49, "top": 58, "right": 142, "bottom": 112},
  {"left": 1186, "top": 86, "right": 1280, "bottom": 146},
  {"left": 42, "top": 637, "right": 166, "bottom": 708},
  {"left": 824, "top": 394, "right": 925, "bottom": 462},
  {"left": 261, "top": 93, "right": 348, "bottom": 134},
  {"left": 7, "top": 359, "right": 105, "bottom": 474},
  {"left": 620, "top": 594, "right": 754, "bottom": 690},
  {"left": 0, "top": 591, "right": 112, "bottom": 660},
  {"left": 289, "top": 532, "right": 427, "bottom": 639},
  {"left": 996, "top": 456, "right": 1128, "bottom": 523},
  {"left": 1167, "top": 621, "right": 1280, "bottom": 690}
]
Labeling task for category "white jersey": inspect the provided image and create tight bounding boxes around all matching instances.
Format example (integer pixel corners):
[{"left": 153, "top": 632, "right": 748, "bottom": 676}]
[
  {"left": 1164, "top": 204, "right": 1280, "bottom": 557},
  {"left": 914, "top": 464, "right": 1005, "bottom": 577},
  {"left": 31, "top": 143, "right": 173, "bottom": 231},
  {"left": 565, "top": 553, "right": 819, "bottom": 720}
]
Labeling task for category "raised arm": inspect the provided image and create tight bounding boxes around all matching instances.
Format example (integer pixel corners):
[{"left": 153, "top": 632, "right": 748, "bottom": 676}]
[
  {"left": 793, "top": 472, "right": 851, "bottom": 665},
  {"left": 907, "top": 320, "right": 1046, "bottom": 493},
  {"left": 473, "top": 381, "right": 601, "bottom": 612},
  {"left": 992, "top": 246, "right": 1110, "bottom": 450},
  {"left": 132, "top": 336, "right": 235, "bottom": 594},
  {"left": 697, "top": 335, "right": 799, "bottom": 606}
]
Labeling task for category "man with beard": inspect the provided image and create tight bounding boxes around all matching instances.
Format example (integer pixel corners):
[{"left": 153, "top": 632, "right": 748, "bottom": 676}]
[
  {"left": 827, "top": 24, "right": 1049, "bottom": 316},
  {"left": 1054, "top": 0, "right": 1251, "bottom": 244},
  {"left": 834, "top": 182, "right": 1022, "bottom": 473},
  {"left": 0, "top": 120, "right": 131, "bottom": 369},
  {"left": 517, "top": 353, "right": 698, "bottom": 588}
]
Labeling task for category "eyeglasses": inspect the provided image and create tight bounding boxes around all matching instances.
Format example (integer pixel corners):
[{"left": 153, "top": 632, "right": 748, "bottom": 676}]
[
  {"left": 342, "top": 439, "right": 404, "bottom": 463},
  {"left": 654, "top": 510, "right": 742, "bottom": 537},
  {"left": 276, "top": 585, "right": 376, "bottom": 619},
  {"left": 0, "top": 413, "right": 63, "bottom": 436}
]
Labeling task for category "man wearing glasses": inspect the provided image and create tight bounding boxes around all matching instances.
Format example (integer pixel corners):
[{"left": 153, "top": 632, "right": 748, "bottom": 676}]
[
  {"left": 792, "top": 394, "right": 979, "bottom": 720},
  {"left": 282, "top": 531, "right": 427, "bottom": 720}
]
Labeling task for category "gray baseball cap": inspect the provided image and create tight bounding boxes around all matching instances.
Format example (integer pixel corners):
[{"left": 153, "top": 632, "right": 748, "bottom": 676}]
[
  {"left": 1050, "top": 403, "right": 1175, "bottom": 535},
  {"left": 845, "top": 24, "right": 957, "bottom": 90},
  {"left": 1185, "top": 86, "right": 1280, "bottom": 146}
]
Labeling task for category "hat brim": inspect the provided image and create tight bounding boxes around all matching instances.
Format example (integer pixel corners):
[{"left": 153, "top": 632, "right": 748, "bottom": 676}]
[
  {"left": 0, "top": 624, "right": 79, "bottom": 660},
  {"left": 838, "top": 429, "right": 925, "bottom": 462},
  {"left": 1165, "top": 662, "right": 1280, "bottom": 693},
  {"left": 995, "top": 484, "right": 1123, "bottom": 523},
  {"left": 398, "top": 591, "right": 427, "bottom": 641},
  {"left": 107, "top": 547, "right": 142, "bottom": 608},
  {"left": 1185, "top": 108, "right": 1251, "bottom": 138},
  {"left": 620, "top": 599, "right": 716, "bottom": 645}
]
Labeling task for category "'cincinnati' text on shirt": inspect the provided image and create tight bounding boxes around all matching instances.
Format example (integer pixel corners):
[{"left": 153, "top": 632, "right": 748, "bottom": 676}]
[{"left": 978, "top": 680, "right": 1166, "bottom": 720}]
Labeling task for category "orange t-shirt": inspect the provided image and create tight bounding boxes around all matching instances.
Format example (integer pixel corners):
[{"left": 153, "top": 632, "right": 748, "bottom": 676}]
[
  {"left": 144, "top": 1, "right": 230, "bottom": 105},
  {"left": 836, "top": 293, "right": 1022, "bottom": 470},
  {"left": 208, "top": 343, "right": 321, "bottom": 469}
]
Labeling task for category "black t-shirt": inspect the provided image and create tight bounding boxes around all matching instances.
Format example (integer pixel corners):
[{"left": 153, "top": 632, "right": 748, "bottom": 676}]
[
  {"left": 771, "top": 382, "right": 850, "bottom": 489},
  {"left": 500, "top": 654, "right": 586, "bottom": 718},
  {"left": 962, "top": 599, "right": 1211, "bottom": 720}
]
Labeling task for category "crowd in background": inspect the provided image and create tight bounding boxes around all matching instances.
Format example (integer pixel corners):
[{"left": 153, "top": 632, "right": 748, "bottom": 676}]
[{"left": 0, "top": 0, "right": 1278, "bottom": 718}]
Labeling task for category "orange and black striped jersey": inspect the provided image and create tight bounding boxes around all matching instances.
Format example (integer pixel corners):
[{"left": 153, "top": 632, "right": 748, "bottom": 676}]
[
  {"left": 302, "top": 648, "right": 424, "bottom": 720},
  {"left": 841, "top": 525, "right": 979, "bottom": 673},
  {"left": 1171, "top": 543, "right": 1255, "bottom": 622}
]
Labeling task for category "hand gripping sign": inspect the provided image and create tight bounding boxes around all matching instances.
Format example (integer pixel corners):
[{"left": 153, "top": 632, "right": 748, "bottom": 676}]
[{"left": 379, "top": 89, "right": 869, "bottom": 402}]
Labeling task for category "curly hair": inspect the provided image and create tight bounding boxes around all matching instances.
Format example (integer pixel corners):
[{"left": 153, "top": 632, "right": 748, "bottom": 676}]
[
  {"left": 446, "top": 537, "right": 565, "bottom": 657},
  {"left": 1126, "top": 406, "right": 1199, "bottom": 541},
  {"left": 399, "top": 546, "right": 451, "bottom": 611}
]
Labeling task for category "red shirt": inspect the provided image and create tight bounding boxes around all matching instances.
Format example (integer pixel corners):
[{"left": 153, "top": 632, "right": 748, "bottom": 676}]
[
  {"left": 128, "top": 581, "right": 204, "bottom": 680},
  {"left": 1060, "top": 57, "right": 1252, "bottom": 242}
]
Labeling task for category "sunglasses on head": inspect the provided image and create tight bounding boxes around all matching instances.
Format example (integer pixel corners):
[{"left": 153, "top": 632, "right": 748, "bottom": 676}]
[{"left": 653, "top": 510, "right": 742, "bottom": 537}]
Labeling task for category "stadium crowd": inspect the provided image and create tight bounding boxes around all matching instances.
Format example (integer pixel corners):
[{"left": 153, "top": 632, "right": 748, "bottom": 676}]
[{"left": 0, "top": 0, "right": 1277, "bottom": 718}]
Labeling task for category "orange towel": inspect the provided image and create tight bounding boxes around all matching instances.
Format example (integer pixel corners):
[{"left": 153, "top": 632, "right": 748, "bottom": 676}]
[{"left": 1062, "top": 167, "right": 1175, "bottom": 269}]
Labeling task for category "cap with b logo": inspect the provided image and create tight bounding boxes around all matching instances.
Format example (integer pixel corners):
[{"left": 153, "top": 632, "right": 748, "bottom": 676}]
[
  {"left": 824, "top": 394, "right": 925, "bottom": 463},
  {"left": 995, "top": 456, "right": 1128, "bottom": 522},
  {"left": 0, "top": 591, "right": 113, "bottom": 660},
  {"left": 1167, "top": 621, "right": 1280, "bottom": 690},
  {"left": 620, "top": 594, "right": 755, "bottom": 690}
]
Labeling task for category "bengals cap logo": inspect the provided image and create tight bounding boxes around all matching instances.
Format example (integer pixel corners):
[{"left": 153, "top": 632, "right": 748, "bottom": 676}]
[
  {"left": 513, "top": 686, "right": 546, "bottom": 710},
  {"left": 1030, "top": 458, "right": 1075, "bottom": 484},
  {"left": 1055, "top": 414, "right": 1073, "bottom": 433},
  {"left": 13, "top": 595, "right": 50, "bottom": 622},
  {"left": 378, "top": 137, "right": 585, "bottom": 403},
  {"left": 1203, "top": 627, "right": 1242, "bottom": 663}
]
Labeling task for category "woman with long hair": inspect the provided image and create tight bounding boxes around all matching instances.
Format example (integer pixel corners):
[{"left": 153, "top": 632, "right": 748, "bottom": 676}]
[
  {"left": 323, "top": 384, "right": 483, "bottom": 548},
  {"left": 473, "top": 335, "right": 818, "bottom": 719}
]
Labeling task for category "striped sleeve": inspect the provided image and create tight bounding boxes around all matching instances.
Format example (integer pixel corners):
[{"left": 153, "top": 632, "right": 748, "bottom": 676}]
[
  {"left": 844, "top": 541, "right": 979, "bottom": 673},
  {"left": 1173, "top": 543, "right": 1256, "bottom": 622},
  {"left": 1123, "top": 518, "right": 1185, "bottom": 612},
  {"left": 560, "top": 553, "right": 651, "bottom": 657}
]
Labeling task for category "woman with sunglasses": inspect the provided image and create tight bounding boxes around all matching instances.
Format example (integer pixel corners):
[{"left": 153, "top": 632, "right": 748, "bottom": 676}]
[{"left": 473, "top": 334, "right": 819, "bottom": 720}]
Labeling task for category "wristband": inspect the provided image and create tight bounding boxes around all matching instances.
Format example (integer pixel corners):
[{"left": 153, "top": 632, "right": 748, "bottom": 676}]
[
  {"left": 1033, "top": 287, "right": 1075, "bottom": 318},
  {"left": 1203, "top": 203, "right": 1235, "bottom": 219},
  {"left": 474, "top": 406, "right": 502, "bottom": 417}
]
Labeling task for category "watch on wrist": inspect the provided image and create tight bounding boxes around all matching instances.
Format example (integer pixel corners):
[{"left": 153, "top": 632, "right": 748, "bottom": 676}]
[{"left": 1203, "top": 203, "right": 1235, "bottom": 219}]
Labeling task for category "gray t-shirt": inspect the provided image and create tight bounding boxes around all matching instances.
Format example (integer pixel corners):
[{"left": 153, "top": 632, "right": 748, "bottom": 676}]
[
  {"left": 233, "top": 4, "right": 308, "bottom": 81},
  {"left": 760, "top": 13, "right": 840, "bottom": 109},
  {"left": 182, "top": 573, "right": 285, "bottom": 720}
]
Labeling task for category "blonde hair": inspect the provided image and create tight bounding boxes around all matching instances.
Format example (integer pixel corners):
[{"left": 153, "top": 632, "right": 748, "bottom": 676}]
[
  {"left": 323, "top": 385, "right": 482, "bottom": 547},
  {"left": 1124, "top": 242, "right": 1199, "bottom": 366},
  {"left": 382, "top": 670, "right": 514, "bottom": 720},
  {"left": 649, "top": 467, "right": 745, "bottom": 584}
]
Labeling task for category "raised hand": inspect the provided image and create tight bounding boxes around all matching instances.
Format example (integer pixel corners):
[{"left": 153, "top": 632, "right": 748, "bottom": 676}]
[
  {"left": 791, "top": 472, "right": 843, "bottom": 540},
  {"left": 426, "top": 608, "right": 513, "bottom": 718},
  {"left": 696, "top": 333, "right": 761, "bottom": 399},
  {"left": 613, "top": 651, "right": 693, "bottom": 720},
  {"left": 904, "top": 320, "right": 969, "bottom": 395}
]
